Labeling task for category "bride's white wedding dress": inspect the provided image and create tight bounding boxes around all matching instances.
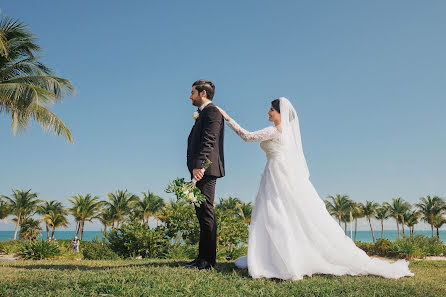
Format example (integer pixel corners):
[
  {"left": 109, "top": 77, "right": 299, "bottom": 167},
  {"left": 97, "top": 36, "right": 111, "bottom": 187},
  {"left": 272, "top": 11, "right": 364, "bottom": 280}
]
[{"left": 226, "top": 98, "right": 413, "bottom": 281}]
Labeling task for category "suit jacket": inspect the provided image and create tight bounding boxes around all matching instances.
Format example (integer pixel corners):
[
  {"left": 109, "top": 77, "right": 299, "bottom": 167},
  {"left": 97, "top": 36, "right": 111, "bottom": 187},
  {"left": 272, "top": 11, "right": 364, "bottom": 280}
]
[{"left": 187, "top": 103, "right": 225, "bottom": 178}]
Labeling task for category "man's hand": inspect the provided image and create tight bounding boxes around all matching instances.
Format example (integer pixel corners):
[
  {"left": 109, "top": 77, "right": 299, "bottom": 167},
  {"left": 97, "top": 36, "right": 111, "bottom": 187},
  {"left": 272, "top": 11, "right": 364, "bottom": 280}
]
[{"left": 193, "top": 168, "right": 204, "bottom": 181}]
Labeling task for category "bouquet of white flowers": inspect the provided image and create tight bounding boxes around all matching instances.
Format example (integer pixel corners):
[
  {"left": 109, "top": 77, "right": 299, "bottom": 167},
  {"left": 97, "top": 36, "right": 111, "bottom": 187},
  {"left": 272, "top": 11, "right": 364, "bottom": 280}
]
[{"left": 165, "top": 159, "right": 212, "bottom": 207}]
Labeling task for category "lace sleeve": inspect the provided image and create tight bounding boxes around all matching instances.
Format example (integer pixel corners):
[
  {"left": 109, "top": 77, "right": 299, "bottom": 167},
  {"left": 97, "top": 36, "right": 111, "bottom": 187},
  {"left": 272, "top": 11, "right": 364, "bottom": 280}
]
[{"left": 227, "top": 118, "right": 280, "bottom": 142}]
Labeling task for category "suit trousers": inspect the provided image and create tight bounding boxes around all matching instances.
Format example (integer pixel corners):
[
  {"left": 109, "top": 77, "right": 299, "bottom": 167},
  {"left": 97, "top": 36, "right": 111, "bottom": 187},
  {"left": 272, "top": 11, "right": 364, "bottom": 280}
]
[{"left": 195, "top": 175, "right": 217, "bottom": 263}]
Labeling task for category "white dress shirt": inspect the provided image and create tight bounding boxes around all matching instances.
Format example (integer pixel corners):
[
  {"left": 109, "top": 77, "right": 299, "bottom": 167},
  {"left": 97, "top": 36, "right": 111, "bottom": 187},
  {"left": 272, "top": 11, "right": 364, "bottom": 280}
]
[{"left": 199, "top": 100, "right": 212, "bottom": 111}]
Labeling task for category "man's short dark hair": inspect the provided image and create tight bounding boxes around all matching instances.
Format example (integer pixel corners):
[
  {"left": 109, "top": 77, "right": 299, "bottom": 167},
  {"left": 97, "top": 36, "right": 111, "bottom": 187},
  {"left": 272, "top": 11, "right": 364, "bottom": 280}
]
[{"left": 192, "top": 80, "right": 215, "bottom": 100}]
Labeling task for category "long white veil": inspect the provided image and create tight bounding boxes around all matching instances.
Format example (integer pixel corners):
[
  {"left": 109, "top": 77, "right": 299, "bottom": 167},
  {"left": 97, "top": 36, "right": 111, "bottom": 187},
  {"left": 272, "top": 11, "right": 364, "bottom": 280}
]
[{"left": 279, "top": 97, "right": 310, "bottom": 179}]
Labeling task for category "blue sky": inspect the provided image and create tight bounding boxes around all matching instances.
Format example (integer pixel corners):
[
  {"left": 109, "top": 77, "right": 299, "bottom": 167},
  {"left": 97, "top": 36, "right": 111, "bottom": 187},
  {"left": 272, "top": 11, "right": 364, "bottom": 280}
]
[{"left": 1, "top": 1, "right": 445, "bottom": 231}]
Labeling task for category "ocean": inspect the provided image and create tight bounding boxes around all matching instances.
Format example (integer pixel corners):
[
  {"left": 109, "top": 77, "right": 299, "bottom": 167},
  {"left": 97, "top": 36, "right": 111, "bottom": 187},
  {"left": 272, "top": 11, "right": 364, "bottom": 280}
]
[
  {"left": 0, "top": 231, "right": 103, "bottom": 241},
  {"left": 0, "top": 230, "right": 444, "bottom": 242}
]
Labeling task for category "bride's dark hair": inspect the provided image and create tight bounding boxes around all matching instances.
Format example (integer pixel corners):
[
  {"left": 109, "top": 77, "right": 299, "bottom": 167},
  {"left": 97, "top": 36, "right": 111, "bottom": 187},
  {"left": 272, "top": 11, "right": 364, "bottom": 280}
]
[{"left": 271, "top": 99, "right": 280, "bottom": 113}]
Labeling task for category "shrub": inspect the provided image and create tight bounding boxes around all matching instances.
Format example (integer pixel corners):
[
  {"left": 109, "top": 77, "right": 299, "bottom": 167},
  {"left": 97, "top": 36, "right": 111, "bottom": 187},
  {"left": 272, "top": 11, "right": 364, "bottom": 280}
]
[
  {"left": 107, "top": 222, "right": 168, "bottom": 258},
  {"left": 393, "top": 234, "right": 444, "bottom": 258},
  {"left": 415, "top": 235, "right": 444, "bottom": 256},
  {"left": 216, "top": 209, "right": 249, "bottom": 254},
  {"left": 217, "top": 245, "right": 247, "bottom": 260},
  {"left": 0, "top": 240, "right": 25, "bottom": 254},
  {"left": 0, "top": 242, "right": 6, "bottom": 254},
  {"left": 164, "top": 244, "right": 197, "bottom": 259},
  {"left": 390, "top": 240, "right": 422, "bottom": 260},
  {"left": 18, "top": 240, "right": 61, "bottom": 260},
  {"left": 159, "top": 200, "right": 200, "bottom": 245},
  {"left": 373, "top": 239, "right": 393, "bottom": 257},
  {"left": 82, "top": 240, "right": 119, "bottom": 260},
  {"left": 355, "top": 241, "right": 374, "bottom": 255},
  {"left": 356, "top": 235, "right": 445, "bottom": 259}
]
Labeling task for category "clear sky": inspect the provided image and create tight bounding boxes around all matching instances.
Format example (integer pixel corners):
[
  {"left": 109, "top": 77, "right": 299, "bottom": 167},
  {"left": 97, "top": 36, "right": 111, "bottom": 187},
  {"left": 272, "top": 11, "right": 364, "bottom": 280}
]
[{"left": 1, "top": 1, "right": 445, "bottom": 231}]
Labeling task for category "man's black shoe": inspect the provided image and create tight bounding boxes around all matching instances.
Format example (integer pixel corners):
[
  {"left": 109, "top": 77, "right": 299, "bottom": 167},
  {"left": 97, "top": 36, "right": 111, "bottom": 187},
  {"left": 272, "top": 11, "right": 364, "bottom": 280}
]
[
  {"left": 185, "top": 257, "right": 199, "bottom": 266},
  {"left": 197, "top": 260, "right": 215, "bottom": 270},
  {"left": 184, "top": 261, "right": 199, "bottom": 269}
]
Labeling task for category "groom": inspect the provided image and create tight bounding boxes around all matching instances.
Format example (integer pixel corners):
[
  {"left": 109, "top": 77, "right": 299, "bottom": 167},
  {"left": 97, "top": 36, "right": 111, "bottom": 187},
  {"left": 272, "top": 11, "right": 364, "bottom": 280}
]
[{"left": 186, "top": 80, "right": 225, "bottom": 270}]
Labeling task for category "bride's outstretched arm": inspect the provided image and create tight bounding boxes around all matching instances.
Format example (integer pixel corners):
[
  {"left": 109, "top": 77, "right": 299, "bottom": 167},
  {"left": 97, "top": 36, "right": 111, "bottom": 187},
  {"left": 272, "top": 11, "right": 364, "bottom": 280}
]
[{"left": 216, "top": 106, "right": 279, "bottom": 142}]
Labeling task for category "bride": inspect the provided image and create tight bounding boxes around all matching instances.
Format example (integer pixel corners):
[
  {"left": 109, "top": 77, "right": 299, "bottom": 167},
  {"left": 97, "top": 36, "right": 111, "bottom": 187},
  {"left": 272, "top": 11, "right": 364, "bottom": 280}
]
[{"left": 216, "top": 97, "right": 413, "bottom": 281}]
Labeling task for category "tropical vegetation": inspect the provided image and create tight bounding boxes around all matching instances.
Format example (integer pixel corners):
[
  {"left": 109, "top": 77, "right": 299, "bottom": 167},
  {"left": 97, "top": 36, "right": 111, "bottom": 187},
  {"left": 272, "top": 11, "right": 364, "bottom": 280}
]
[{"left": 0, "top": 11, "right": 75, "bottom": 142}]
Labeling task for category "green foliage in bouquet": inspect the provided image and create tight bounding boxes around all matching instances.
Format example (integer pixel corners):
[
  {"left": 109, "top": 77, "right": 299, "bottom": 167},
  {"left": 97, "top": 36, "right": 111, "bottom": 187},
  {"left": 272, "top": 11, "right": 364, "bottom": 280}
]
[
  {"left": 165, "top": 178, "right": 206, "bottom": 207},
  {"left": 165, "top": 159, "right": 212, "bottom": 207},
  {"left": 18, "top": 240, "right": 61, "bottom": 260},
  {"left": 106, "top": 221, "right": 168, "bottom": 258},
  {"left": 82, "top": 240, "right": 120, "bottom": 260}
]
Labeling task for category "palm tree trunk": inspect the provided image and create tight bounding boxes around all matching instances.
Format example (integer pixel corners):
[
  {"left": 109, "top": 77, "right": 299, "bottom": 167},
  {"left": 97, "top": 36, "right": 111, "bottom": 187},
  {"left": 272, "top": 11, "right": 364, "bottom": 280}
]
[
  {"left": 396, "top": 218, "right": 400, "bottom": 239},
  {"left": 436, "top": 227, "right": 439, "bottom": 237},
  {"left": 13, "top": 212, "right": 21, "bottom": 240},
  {"left": 338, "top": 215, "right": 341, "bottom": 226},
  {"left": 104, "top": 224, "right": 107, "bottom": 235},
  {"left": 368, "top": 217, "right": 375, "bottom": 243},
  {"left": 74, "top": 221, "right": 80, "bottom": 239},
  {"left": 80, "top": 220, "right": 85, "bottom": 241},
  {"left": 381, "top": 220, "right": 384, "bottom": 239},
  {"left": 431, "top": 223, "right": 434, "bottom": 238},
  {"left": 354, "top": 218, "right": 358, "bottom": 241},
  {"left": 46, "top": 223, "right": 50, "bottom": 240},
  {"left": 344, "top": 221, "right": 347, "bottom": 235},
  {"left": 51, "top": 226, "right": 55, "bottom": 239}
]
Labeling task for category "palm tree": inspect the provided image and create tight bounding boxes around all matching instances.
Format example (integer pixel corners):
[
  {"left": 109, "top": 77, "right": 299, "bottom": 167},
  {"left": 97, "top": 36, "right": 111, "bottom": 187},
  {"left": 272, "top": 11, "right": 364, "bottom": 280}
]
[
  {"left": 340, "top": 211, "right": 352, "bottom": 235},
  {"left": 416, "top": 195, "right": 445, "bottom": 237},
  {"left": 44, "top": 210, "right": 69, "bottom": 239},
  {"left": 68, "top": 194, "right": 103, "bottom": 240},
  {"left": 106, "top": 190, "right": 138, "bottom": 228},
  {"left": 374, "top": 205, "right": 389, "bottom": 239},
  {"left": 384, "top": 197, "right": 410, "bottom": 239},
  {"left": 38, "top": 200, "right": 64, "bottom": 240},
  {"left": 433, "top": 214, "right": 445, "bottom": 238},
  {"left": 1, "top": 189, "right": 40, "bottom": 240},
  {"left": 0, "top": 10, "right": 8, "bottom": 58},
  {"left": 360, "top": 201, "right": 379, "bottom": 243},
  {"left": 96, "top": 207, "right": 114, "bottom": 236},
  {"left": 0, "top": 13, "right": 75, "bottom": 142},
  {"left": 136, "top": 191, "right": 164, "bottom": 224},
  {"left": 351, "top": 202, "right": 364, "bottom": 241},
  {"left": 399, "top": 205, "right": 413, "bottom": 235},
  {"left": 216, "top": 197, "right": 242, "bottom": 212},
  {"left": 16, "top": 217, "right": 42, "bottom": 240},
  {"left": 236, "top": 201, "right": 253, "bottom": 227},
  {"left": 325, "top": 194, "right": 352, "bottom": 233},
  {"left": 406, "top": 210, "right": 420, "bottom": 236},
  {"left": 0, "top": 197, "right": 10, "bottom": 219}
]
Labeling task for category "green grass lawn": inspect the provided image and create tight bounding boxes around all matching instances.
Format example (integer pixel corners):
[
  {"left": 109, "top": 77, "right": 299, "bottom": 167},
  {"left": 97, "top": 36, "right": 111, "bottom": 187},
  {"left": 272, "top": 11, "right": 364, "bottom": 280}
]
[{"left": 0, "top": 259, "right": 445, "bottom": 297}]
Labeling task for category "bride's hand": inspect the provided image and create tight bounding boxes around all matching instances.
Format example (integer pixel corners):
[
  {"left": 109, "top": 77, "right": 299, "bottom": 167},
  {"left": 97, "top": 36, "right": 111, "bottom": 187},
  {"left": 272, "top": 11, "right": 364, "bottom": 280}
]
[{"left": 215, "top": 106, "right": 230, "bottom": 121}]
